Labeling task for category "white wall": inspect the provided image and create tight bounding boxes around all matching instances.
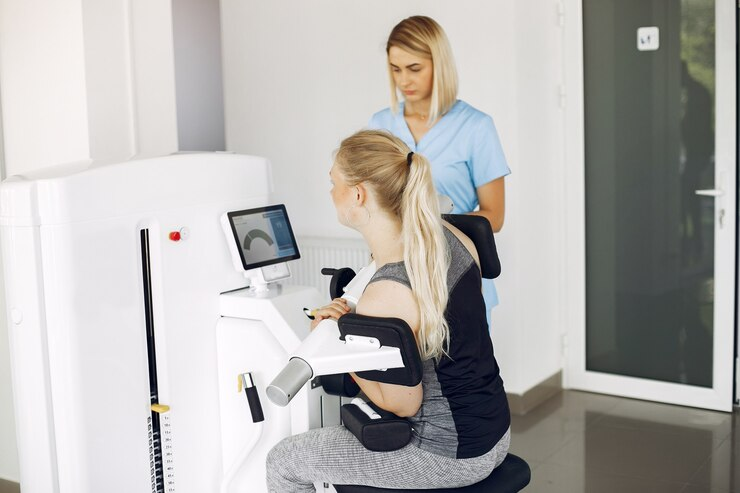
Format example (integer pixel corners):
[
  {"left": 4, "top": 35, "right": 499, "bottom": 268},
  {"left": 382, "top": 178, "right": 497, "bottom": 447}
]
[
  {"left": 0, "top": 0, "right": 193, "bottom": 481},
  {"left": 221, "top": 0, "right": 566, "bottom": 395},
  {"left": 0, "top": 90, "right": 15, "bottom": 485},
  {"left": 81, "top": 0, "right": 179, "bottom": 161},
  {"left": 0, "top": 0, "right": 90, "bottom": 176},
  {"left": 173, "top": 0, "right": 225, "bottom": 151},
  {"left": 497, "top": 1, "right": 567, "bottom": 394}
]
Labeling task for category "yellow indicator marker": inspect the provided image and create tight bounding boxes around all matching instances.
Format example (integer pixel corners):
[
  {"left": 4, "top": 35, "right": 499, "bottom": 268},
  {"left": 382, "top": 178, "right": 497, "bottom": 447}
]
[
  {"left": 151, "top": 403, "right": 170, "bottom": 414},
  {"left": 237, "top": 372, "right": 253, "bottom": 393}
]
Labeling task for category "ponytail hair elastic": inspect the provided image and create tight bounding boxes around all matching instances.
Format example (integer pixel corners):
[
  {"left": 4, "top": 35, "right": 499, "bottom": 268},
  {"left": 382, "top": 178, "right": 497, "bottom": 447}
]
[{"left": 407, "top": 151, "right": 414, "bottom": 166}]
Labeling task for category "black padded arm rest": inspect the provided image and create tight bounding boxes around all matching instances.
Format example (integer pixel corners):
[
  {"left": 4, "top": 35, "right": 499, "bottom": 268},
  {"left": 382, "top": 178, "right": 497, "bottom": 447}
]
[
  {"left": 319, "top": 373, "right": 361, "bottom": 398},
  {"left": 338, "top": 313, "right": 423, "bottom": 386},
  {"left": 341, "top": 401, "right": 412, "bottom": 452},
  {"left": 442, "top": 214, "right": 501, "bottom": 279}
]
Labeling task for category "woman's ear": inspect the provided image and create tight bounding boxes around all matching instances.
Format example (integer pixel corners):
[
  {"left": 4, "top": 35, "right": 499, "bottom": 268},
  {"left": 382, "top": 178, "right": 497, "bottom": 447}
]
[{"left": 354, "top": 183, "right": 367, "bottom": 205}]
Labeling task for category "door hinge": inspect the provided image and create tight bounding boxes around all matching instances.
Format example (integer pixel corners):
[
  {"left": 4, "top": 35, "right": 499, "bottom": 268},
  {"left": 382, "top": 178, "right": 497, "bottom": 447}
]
[
  {"left": 558, "top": 2, "right": 565, "bottom": 27},
  {"left": 561, "top": 333, "right": 569, "bottom": 357},
  {"left": 559, "top": 84, "right": 567, "bottom": 109},
  {"left": 735, "top": 357, "right": 740, "bottom": 405}
]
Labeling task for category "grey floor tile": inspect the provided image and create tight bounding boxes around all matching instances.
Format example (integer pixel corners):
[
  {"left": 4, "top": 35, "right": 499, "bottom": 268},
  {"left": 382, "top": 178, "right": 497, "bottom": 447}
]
[
  {"left": 523, "top": 462, "right": 687, "bottom": 493},
  {"left": 604, "top": 398, "right": 734, "bottom": 442},
  {"left": 525, "top": 459, "right": 544, "bottom": 473},
  {"left": 0, "top": 479, "right": 19, "bottom": 493},
  {"left": 510, "top": 390, "right": 626, "bottom": 463},
  {"left": 681, "top": 484, "right": 736, "bottom": 493},
  {"left": 510, "top": 391, "right": 739, "bottom": 492},
  {"left": 510, "top": 416, "right": 582, "bottom": 463},
  {"left": 545, "top": 423, "right": 717, "bottom": 483},
  {"left": 514, "top": 390, "right": 622, "bottom": 433},
  {"left": 684, "top": 437, "right": 739, "bottom": 492}
]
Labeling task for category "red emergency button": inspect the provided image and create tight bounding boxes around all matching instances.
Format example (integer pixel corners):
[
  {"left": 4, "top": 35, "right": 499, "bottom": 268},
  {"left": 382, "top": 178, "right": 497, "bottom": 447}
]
[{"left": 169, "top": 231, "right": 181, "bottom": 241}]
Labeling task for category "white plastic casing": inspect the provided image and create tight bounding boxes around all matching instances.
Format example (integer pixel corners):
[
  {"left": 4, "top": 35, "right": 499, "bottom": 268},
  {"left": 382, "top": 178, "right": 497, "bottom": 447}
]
[{"left": 1, "top": 153, "right": 277, "bottom": 493}]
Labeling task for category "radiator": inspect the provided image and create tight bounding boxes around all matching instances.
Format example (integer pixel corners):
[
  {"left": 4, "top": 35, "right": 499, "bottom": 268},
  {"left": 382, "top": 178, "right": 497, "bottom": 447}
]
[{"left": 286, "top": 236, "right": 371, "bottom": 299}]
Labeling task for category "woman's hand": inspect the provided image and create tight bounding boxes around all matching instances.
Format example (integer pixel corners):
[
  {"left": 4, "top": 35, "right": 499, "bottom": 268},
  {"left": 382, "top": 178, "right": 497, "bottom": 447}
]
[{"left": 310, "top": 298, "right": 351, "bottom": 330}]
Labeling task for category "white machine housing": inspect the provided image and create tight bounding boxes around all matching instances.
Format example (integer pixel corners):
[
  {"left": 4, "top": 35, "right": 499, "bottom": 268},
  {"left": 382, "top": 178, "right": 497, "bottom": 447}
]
[{"left": 0, "top": 153, "right": 338, "bottom": 493}]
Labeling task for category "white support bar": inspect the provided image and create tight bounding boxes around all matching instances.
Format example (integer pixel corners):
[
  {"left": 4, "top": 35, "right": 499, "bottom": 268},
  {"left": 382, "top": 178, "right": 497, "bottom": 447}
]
[{"left": 267, "top": 319, "right": 404, "bottom": 407}]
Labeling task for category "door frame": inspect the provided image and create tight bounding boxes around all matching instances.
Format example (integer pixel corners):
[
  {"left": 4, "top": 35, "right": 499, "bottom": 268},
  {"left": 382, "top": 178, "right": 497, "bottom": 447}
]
[{"left": 563, "top": 0, "right": 737, "bottom": 412}]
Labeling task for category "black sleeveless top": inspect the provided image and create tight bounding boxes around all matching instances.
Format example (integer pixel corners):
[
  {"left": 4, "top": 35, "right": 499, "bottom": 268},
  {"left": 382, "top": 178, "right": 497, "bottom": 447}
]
[{"left": 367, "top": 227, "right": 510, "bottom": 459}]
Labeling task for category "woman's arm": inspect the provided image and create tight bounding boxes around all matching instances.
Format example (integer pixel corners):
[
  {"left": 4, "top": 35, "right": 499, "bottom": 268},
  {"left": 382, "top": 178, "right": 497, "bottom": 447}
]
[
  {"left": 350, "top": 279, "right": 423, "bottom": 418},
  {"left": 469, "top": 176, "right": 505, "bottom": 232}
]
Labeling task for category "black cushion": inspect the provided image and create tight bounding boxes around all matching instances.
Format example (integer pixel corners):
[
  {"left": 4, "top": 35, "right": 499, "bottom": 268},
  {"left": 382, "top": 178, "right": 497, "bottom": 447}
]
[
  {"left": 334, "top": 453, "right": 531, "bottom": 493},
  {"left": 442, "top": 214, "right": 500, "bottom": 279},
  {"left": 319, "top": 373, "right": 361, "bottom": 398},
  {"left": 338, "top": 313, "right": 423, "bottom": 386},
  {"left": 341, "top": 401, "right": 412, "bottom": 452}
]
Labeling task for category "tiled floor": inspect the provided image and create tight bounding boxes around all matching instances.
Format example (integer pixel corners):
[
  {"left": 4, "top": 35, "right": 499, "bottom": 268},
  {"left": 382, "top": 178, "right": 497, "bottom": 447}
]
[
  {"left": 0, "top": 478, "right": 18, "bottom": 493},
  {"left": 1, "top": 390, "right": 736, "bottom": 492},
  {"left": 511, "top": 390, "right": 739, "bottom": 492}
]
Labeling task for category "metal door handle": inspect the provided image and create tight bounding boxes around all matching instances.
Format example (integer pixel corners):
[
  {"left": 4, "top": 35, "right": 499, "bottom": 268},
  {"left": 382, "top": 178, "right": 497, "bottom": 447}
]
[{"left": 695, "top": 189, "right": 724, "bottom": 197}]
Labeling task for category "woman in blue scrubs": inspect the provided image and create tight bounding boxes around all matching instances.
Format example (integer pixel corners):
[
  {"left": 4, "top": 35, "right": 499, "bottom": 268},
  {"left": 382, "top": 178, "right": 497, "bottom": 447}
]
[{"left": 368, "top": 16, "right": 510, "bottom": 328}]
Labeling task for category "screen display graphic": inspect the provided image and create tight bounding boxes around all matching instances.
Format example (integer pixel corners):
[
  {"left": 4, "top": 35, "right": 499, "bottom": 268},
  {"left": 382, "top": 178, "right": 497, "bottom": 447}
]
[{"left": 226, "top": 204, "right": 300, "bottom": 271}]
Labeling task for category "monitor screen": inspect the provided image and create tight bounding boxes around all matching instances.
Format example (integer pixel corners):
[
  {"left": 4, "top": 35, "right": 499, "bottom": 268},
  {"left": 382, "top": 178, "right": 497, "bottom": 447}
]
[{"left": 226, "top": 204, "right": 300, "bottom": 271}]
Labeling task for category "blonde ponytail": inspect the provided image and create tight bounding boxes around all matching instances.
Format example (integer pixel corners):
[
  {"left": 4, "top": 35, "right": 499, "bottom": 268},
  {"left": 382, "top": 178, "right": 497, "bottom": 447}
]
[
  {"left": 335, "top": 130, "right": 450, "bottom": 360},
  {"left": 402, "top": 153, "right": 451, "bottom": 360}
]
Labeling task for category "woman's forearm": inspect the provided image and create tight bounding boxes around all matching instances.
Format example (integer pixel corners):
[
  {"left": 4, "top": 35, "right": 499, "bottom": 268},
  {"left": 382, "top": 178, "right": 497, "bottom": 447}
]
[
  {"left": 468, "top": 209, "right": 504, "bottom": 232},
  {"left": 474, "top": 177, "right": 505, "bottom": 232}
]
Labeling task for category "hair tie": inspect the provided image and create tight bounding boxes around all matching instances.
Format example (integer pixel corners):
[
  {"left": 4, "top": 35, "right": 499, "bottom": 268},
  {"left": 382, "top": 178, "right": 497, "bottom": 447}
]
[{"left": 407, "top": 152, "right": 414, "bottom": 166}]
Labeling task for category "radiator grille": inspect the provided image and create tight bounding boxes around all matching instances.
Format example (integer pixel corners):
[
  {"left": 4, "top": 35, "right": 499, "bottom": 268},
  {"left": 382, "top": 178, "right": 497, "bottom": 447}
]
[{"left": 286, "top": 236, "right": 371, "bottom": 298}]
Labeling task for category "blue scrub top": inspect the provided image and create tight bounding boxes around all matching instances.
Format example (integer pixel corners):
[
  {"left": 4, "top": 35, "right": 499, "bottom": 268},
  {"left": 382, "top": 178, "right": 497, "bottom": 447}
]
[{"left": 368, "top": 100, "right": 510, "bottom": 320}]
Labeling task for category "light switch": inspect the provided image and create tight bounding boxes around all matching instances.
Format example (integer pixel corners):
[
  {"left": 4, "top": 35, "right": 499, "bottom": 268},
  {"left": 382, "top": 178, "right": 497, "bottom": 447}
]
[{"left": 637, "top": 26, "right": 659, "bottom": 51}]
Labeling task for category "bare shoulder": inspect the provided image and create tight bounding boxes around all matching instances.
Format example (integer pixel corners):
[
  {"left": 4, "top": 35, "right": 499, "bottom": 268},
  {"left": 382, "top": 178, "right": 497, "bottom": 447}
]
[
  {"left": 442, "top": 220, "right": 481, "bottom": 267},
  {"left": 356, "top": 279, "right": 420, "bottom": 334}
]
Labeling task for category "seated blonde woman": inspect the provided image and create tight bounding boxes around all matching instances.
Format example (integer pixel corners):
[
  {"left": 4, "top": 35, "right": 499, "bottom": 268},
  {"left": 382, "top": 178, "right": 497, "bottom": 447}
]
[{"left": 266, "top": 130, "right": 511, "bottom": 492}]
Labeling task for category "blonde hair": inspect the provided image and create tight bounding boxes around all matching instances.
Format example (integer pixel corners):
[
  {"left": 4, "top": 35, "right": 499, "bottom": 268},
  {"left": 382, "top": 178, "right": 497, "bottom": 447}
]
[
  {"left": 335, "top": 130, "right": 451, "bottom": 360},
  {"left": 386, "top": 16, "right": 458, "bottom": 125}
]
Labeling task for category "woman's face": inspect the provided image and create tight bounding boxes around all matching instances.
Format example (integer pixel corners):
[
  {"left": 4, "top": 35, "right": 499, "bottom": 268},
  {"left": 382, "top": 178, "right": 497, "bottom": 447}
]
[
  {"left": 329, "top": 163, "right": 354, "bottom": 226},
  {"left": 388, "top": 46, "right": 433, "bottom": 108}
]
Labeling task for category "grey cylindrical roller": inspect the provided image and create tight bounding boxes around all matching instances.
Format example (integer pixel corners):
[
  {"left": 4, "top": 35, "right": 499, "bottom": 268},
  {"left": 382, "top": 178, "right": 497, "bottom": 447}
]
[{"left": 266, "top": 358, "right": 313, "bottom": 407}]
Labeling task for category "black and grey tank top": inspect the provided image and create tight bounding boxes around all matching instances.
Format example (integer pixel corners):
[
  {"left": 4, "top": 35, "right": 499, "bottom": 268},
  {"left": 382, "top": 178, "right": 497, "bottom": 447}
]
[{"left": 367, "top": 227, "right": 510, "bottom": 459}]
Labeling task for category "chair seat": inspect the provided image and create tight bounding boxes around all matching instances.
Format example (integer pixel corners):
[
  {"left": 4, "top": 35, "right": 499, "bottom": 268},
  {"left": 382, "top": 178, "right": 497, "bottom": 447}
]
[{"left": 334, "top": 453, "right": 531, "bottom": 493}]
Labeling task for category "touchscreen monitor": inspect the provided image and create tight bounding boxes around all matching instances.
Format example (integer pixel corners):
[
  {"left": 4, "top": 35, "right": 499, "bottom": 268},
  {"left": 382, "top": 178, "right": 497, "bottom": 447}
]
[{"left": 225, "top": 204, "right": 300, "bottom": 271}]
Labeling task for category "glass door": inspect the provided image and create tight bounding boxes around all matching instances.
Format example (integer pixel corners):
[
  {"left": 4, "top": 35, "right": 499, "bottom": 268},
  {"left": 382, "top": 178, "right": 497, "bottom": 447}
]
[{"left": 569, "top": 0, "right": 736, "bottom": 411}]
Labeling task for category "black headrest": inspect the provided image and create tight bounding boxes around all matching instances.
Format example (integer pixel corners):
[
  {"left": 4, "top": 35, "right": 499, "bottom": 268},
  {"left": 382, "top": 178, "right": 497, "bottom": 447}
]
[{"left": 442, "top": 214, "right": 501, "bottom": 279}]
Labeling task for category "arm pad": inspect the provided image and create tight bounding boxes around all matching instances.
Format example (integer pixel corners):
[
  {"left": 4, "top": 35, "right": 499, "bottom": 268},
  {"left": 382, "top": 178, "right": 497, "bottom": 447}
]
[
  {"left": 341, "top": 400, "right": 412, "bottom": 452},
  {"left": 338, "top": 313, "right": 423, "bottom": 386}
]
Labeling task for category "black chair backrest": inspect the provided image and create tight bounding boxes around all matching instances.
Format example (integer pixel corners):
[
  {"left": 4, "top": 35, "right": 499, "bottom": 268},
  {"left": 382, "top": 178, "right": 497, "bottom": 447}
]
[{"left": 442, "top": 214, "right": 500, "bottom": 279}]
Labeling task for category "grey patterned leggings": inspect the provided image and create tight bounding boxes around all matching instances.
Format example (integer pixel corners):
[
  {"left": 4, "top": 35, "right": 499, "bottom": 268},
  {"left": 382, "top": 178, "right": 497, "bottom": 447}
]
[{"left": 266, "top": 426, "right": 511, "bottom": 492}]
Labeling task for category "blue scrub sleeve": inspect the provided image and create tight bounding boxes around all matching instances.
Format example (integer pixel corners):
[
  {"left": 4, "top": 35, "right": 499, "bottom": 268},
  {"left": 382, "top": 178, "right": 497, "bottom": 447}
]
[
  {"left": 367, "top": 110, "right": 387, "bottom": 130},
  {"left": 470, "top": 116, "right": 511, "bottom": 188}
]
